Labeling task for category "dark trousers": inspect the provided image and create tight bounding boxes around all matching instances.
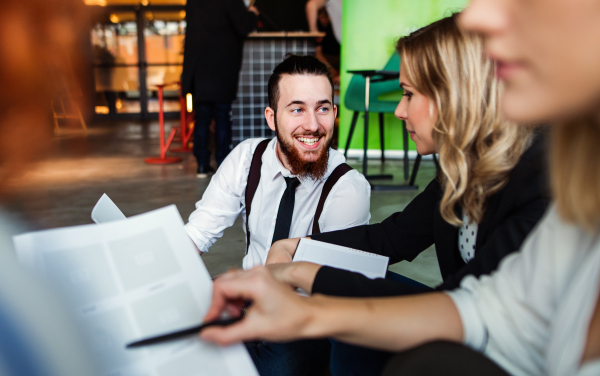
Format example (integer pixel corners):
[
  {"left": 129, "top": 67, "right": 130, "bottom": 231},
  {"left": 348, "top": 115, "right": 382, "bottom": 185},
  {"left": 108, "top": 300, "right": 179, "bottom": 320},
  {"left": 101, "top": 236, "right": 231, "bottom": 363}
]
[
  {"left": 193, "top": 101, "right": 232, "bottom": 168},
  {"left": 330, "top": 272, "right": 433, "bottom": 376},
  {"left": 246, "top": 339, "right": 331, "bottom": 376},
  {"left": 330, "top": 340, "right": 394, "bottom": 376},
  {"left": 382, "top": 341, "right": 510, "bottom": 376}
]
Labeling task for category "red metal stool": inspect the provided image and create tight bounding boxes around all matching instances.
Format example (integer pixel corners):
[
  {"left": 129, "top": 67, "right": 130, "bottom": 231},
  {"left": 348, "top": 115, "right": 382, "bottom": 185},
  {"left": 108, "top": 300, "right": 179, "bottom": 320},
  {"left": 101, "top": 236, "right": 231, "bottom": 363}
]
[
  {"left": 170, "top": 84, "right": 195, "bottom": 153},
  {"left": 144, "top": 83, "right": 183, "bottom": 164}
]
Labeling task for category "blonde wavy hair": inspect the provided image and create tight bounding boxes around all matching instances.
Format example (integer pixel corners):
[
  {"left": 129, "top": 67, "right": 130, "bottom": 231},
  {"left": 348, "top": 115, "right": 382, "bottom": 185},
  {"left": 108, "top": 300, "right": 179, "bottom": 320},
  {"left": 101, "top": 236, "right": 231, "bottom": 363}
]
[
  {"left": 396, "top": 14, "right": 533, "bottom": 226},
  {"left": 551, "top": 118, "right": 600, "bottom": 232}
]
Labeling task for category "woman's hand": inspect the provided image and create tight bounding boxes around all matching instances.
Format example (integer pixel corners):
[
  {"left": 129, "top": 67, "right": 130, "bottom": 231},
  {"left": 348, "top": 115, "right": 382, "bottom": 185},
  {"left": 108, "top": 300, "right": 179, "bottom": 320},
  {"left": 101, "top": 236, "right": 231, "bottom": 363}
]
[
  {"left": 200, "top": 266, "right": 318, "bottom": 346},
  {"left": 201, "top": 268, "right": 464, "bottom": 352},
  {"left": 265, "top": 237, "right": 304, "bottom": 265},
  {"left": 267, "top": 262, "right": 322, "bottom": 293}
]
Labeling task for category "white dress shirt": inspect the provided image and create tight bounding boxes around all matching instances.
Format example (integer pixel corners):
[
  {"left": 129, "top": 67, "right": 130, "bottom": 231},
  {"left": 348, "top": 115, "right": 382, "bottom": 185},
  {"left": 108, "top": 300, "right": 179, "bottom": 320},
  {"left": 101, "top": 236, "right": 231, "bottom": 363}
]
[
  {"left": 448, "top": 205, "right": 600, "bottom": 376},
  {"left": 184, "top": 138, "right": 371, "bottom": 270}
]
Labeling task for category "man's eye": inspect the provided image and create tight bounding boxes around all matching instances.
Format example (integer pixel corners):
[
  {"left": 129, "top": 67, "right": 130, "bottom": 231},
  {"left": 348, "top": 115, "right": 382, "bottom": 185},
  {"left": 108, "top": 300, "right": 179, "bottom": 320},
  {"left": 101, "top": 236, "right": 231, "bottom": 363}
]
[
  {"left": 291, "top": 108, "right": 302, "bottom": 114},
  {"left": 317, "top": 107, "right": 329, "bottom": 113}
]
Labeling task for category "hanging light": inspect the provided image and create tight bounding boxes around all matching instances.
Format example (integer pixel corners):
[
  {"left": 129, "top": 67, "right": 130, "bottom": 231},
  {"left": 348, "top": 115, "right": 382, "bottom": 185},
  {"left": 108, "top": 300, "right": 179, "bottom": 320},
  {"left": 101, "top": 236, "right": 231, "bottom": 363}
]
[
  {"left": 84, "top": 0, "right": 106, "bottom": 6},
  {"left": 186, "top": 93, "right": 193, "bottom": 113}
]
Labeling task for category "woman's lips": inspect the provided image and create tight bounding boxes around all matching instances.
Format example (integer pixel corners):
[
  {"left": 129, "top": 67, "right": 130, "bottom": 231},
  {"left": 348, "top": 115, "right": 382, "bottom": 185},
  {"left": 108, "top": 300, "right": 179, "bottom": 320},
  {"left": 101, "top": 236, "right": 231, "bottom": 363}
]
[{"left": 495, "top": 60, "right": 523, "bottom": 80}]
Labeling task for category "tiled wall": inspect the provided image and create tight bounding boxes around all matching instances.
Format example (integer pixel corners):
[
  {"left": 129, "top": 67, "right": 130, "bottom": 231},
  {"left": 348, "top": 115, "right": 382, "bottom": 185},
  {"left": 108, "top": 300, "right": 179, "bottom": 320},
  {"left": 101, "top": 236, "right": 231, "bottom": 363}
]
[{"left": 231, "top": 37, "right": 317, "bottom": 146}]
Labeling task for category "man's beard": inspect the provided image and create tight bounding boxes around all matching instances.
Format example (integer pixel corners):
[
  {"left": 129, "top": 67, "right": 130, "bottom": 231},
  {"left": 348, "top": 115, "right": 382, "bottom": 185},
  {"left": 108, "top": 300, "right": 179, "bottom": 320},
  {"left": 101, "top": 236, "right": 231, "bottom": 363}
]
[{"left": 275, "top": 119, "right": 331, "bottom": 181}]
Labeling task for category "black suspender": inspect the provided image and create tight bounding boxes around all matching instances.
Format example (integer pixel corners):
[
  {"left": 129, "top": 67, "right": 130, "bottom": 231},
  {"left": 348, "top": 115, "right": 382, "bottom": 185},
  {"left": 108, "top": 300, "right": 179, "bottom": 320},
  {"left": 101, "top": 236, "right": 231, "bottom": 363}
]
[
  {"left": 244, "top": 138, "right": 354, "bottom": 251},
  {"left": 311, "top": 163, "right": 353, "bottom": 235},
  {"left": 244, "top": 139, "right": 270, "bottom": 253}
]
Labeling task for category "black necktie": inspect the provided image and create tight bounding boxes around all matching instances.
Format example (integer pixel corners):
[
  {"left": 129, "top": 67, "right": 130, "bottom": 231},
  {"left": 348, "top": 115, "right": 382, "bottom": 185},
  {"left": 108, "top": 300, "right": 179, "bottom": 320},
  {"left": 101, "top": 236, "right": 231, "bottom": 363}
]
[{"left": 271, "top": 177, "right": 300, "bottom": 244}]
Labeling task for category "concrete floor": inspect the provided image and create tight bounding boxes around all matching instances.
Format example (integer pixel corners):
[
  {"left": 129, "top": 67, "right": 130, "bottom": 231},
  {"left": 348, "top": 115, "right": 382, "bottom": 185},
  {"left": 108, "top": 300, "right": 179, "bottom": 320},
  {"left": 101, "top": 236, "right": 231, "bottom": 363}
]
[{"left": 5, "top": 120, "right": 442, "bottom": 286}]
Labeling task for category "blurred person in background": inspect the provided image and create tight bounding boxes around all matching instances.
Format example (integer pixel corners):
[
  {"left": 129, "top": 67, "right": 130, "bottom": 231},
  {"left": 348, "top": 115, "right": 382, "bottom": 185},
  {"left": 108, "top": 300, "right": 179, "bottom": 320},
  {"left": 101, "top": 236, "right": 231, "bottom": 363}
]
[
  {"left": 0, "top": 0, "right": 98, "bottom": 375},
  {"left": 181, "top": 0, "right": 259, "bottom": 177},
  {"left": 306, "top": 0, "right": 341, "bottom": 85}
]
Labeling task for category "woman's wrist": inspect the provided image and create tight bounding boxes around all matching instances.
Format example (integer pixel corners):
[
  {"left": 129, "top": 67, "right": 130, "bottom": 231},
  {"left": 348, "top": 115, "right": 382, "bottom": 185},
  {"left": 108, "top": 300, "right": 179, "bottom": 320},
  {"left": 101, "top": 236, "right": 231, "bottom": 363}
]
[
  {"left": 288, "top": 262, "right": 321, "bottom": 293},
  {"left": 300, "top": 294, "right": 354, "bottom": 339}
]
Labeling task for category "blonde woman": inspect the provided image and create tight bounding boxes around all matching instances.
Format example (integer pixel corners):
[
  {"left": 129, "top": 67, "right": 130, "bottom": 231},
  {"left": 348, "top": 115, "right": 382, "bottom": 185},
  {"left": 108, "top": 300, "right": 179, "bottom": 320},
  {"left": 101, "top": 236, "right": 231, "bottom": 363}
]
[
  {"left": 266, "top": 14, "right": 548, "bottom": 298},
  {"left": 199, "top": 1, "right": 600, "bottom": 375},
  {"left": 219, "top": 14, "right": 549, "bottom": 376}
]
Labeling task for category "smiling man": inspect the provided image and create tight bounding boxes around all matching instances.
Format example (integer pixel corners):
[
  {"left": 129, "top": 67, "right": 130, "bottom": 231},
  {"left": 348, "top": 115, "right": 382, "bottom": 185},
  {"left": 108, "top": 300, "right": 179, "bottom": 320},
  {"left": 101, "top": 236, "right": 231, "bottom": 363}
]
[
  {"left": 184, "top": 55, "right": 370, "bottom": 375},
  {"left": 184, "top": 54, "right": 371, "bottom": 271}
]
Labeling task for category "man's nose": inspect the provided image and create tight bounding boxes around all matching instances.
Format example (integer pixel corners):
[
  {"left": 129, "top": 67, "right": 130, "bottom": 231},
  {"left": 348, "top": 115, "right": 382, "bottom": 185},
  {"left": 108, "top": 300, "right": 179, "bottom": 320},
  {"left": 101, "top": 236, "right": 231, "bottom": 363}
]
[{"left": 303, "top": 111, "right": 320, "bottom": 132}]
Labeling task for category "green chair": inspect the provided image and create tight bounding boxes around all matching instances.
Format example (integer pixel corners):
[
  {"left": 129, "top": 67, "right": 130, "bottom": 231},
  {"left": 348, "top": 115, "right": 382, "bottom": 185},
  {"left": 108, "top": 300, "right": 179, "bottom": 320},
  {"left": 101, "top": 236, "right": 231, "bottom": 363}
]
[{"left": 344, "top": 52, "right": 417, "bottom": 190}]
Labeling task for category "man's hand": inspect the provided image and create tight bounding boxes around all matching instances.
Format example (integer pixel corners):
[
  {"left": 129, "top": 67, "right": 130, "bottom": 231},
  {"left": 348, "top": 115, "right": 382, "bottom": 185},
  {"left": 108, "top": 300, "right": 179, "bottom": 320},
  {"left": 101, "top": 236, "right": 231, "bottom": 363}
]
[
  {"left": 248, "top": 5, "right": 259, "bottom": 15},
  {"left": 265, "top": 237, "right": 304, "bottom": 265},
  {"left": 267, "top": 262, "right": 321, "bottom": 293},
  {"left": 200, "top": 266, "right": 316, "bottom": 346}
]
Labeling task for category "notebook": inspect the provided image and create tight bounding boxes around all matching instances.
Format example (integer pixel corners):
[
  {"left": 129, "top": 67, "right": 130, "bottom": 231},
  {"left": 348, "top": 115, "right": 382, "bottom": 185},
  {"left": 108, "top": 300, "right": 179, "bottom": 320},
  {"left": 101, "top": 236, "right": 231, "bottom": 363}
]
[{"left": 293, "top": 238, "right": 389, "bottom": 280}]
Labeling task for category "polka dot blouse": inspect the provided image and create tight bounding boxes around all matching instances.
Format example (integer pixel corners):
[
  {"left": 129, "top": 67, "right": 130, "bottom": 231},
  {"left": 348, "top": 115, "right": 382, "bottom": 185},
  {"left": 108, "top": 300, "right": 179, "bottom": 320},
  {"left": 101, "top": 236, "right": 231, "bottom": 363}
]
[{"left": 458, "top": 210, "right": 478, "bottom": 263}]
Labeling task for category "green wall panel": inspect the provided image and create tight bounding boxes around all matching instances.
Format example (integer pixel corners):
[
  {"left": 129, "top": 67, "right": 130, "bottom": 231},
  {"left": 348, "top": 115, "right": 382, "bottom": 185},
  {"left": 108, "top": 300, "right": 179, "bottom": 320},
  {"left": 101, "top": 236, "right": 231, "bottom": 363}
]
[{"left": 339, "top": 0, "right": 468, "bottom": 153}]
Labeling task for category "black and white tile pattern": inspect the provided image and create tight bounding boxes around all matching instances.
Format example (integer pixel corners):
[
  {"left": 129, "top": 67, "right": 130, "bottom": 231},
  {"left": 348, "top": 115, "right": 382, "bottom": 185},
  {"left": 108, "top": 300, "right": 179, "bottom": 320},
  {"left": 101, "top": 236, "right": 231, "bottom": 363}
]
[{"left": 232, "top": 37, "right": 318, "bottom": 146}]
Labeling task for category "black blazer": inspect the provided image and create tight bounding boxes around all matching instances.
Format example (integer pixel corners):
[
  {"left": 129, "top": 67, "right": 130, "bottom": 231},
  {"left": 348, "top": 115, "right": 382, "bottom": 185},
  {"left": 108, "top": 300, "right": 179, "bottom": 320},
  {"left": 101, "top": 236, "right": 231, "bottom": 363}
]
[
  {"left": 311, "top": 135, "right": 551, "bottom": 297},
  {"left": 181, "top": 0, "right": 257, "bottom": 102}
]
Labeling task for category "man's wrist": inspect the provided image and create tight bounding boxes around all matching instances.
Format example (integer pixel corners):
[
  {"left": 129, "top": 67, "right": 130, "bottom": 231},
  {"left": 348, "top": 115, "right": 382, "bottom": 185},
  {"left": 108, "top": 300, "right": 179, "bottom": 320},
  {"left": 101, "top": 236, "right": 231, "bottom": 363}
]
[{"left": 291, "top": 237, "right": 304, "bottom": 258}]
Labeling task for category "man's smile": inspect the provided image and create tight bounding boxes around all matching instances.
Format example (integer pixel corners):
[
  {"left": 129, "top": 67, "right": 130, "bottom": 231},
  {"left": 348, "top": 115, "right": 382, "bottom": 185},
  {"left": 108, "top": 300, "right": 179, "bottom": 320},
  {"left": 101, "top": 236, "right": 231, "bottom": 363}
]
[{"left": 295, "top": 135, "right": 322, "bottom": 149}]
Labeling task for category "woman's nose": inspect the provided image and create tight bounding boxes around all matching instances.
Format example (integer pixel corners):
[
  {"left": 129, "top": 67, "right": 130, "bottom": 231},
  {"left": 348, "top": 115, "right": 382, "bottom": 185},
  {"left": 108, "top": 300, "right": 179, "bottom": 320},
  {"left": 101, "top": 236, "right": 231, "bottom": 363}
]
[{"left": 395, "top": 96, "right": 408, "bottom": 121}]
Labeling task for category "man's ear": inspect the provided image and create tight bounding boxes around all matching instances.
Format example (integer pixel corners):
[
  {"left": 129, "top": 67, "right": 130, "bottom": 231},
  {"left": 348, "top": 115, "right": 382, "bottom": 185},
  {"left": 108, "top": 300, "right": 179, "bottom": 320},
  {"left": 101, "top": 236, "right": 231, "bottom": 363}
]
[
  {"left": 334, "top": 104, "right": 338, "bottom": 119},
  {"left": 265, "top": 107, "right": 276, "bottom": 132}
]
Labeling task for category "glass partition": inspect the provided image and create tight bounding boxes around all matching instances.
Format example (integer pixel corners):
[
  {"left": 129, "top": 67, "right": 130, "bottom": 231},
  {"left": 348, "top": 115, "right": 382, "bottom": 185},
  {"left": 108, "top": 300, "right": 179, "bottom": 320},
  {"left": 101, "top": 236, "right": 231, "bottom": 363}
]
[
  {"left": 91, "top": 14, "right": 141, "bottom": 114},
  {"left": 144, "top": 11, "right": 186, "bottom": 113}
]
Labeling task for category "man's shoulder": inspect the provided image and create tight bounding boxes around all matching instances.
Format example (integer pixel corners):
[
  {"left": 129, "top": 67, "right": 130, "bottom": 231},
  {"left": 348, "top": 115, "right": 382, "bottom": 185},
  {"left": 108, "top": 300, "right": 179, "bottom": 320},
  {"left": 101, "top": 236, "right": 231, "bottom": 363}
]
[
  {"left": 326, "top": 148, "right": 362, "bottom": 182},
  {"left": 326, "top": 147, "right": 346, "bottom": 170},
  {"left": 227, "top": 138, "right": 272, "bottom": 161},
  {"left": 323, "top": 149, "right": 370, "bottom": 196},
  {"left": 237, "top": 137, "right": 272, "bottom": 150},
  {"left": 214, "top": 138, "right": 273, "bottom": 184}
]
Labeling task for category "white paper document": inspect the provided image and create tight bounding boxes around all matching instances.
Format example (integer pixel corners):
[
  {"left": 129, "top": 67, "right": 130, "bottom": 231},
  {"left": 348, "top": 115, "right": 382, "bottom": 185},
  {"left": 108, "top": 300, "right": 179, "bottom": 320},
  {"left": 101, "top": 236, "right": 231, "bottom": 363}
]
[
  {"left": 91, "top": 193, "right": 127, "bottom": 224},
  {"left": 293, "top": 239, "right": 389, "bottom": 279},
  {"left": 13, "top": 205, "right": 258, "bottom": 376}
]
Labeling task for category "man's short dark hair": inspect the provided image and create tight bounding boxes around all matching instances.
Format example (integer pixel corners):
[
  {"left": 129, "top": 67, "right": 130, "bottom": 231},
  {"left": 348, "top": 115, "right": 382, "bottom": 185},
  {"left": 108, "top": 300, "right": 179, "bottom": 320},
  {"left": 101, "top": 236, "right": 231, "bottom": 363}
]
[{"left": 267, "top": 54, "right": 334, "bottom": 113}]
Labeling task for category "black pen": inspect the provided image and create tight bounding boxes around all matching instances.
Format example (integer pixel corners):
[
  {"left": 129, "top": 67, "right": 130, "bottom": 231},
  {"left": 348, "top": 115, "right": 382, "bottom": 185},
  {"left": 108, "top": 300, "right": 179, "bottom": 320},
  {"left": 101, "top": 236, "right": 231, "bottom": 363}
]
[{"left": 126, "top": 316, "right": 242, "bottom": 348}]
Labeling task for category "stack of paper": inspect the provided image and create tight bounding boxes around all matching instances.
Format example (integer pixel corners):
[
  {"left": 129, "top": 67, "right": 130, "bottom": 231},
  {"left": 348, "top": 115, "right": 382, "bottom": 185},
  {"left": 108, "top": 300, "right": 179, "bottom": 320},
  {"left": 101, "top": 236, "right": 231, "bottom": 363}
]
[{"left": 13, "top": 201, "right": 258, "bottom": 376}]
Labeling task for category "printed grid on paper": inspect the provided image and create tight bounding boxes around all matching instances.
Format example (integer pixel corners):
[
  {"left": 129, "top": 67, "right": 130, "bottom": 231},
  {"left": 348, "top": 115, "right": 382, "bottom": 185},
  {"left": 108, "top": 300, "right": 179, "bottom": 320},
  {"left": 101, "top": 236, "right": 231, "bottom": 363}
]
[{"left": 231, "top": 38, "right": 317, "bottom": 146}]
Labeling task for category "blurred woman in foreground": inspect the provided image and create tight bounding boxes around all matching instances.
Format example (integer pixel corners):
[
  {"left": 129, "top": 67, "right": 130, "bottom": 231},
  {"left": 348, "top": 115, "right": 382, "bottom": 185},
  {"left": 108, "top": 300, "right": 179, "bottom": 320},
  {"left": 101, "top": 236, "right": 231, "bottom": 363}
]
[
  {"left": 0, "top": 0, "right": 97, "bottom": 374},
  {"left": 200, "top": 0, "right": 600, "bottom": 374}
]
